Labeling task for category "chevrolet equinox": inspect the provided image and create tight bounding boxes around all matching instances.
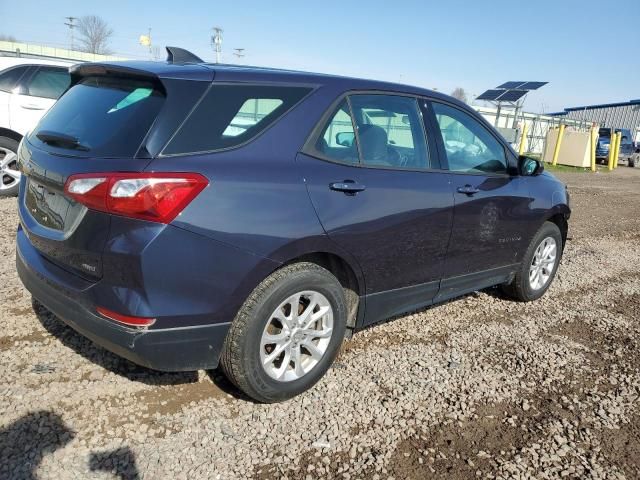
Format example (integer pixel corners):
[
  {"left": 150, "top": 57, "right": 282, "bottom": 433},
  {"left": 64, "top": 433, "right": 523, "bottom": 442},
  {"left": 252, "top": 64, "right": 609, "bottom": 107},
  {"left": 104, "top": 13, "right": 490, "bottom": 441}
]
[{"left": 16, "top": 47, "right": 570, "bottom": 402}]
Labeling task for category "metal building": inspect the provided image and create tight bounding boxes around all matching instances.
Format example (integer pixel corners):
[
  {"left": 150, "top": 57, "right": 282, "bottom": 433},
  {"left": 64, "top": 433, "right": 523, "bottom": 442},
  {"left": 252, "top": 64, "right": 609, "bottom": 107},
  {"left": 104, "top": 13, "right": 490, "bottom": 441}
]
[{"left": 551, "top": 99, "right": 640, "bottom": 142}]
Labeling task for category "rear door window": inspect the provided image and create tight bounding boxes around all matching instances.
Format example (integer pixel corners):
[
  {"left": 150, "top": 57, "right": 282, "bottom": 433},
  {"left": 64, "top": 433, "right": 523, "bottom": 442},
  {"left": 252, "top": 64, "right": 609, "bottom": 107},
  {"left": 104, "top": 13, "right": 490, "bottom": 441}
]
[
  {"left": 25, "top": 67, "right": 70, "bottom": 99},
  {"left": 349, "top": 94, "right": 430, "bottom": 169},
  {"left": 163, "top": 84, "right": 312, "bottom": 155},
  {"left": 0, "top": 66, "right": 31, "bottom": 93},
  {"left": 30, "top": 76, "right": 165, "bottom": 158}
]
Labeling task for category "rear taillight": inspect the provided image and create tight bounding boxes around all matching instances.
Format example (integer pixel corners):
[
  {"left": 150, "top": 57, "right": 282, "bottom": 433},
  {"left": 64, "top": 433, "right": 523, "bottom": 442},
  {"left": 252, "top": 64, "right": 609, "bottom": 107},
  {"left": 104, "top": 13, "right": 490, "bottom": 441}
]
[
  {"left": 97, "top": 307, "right": 156, "bottom": 328},
  {"left": 64, "top": 172, "right": 208, "bottom": 224}
]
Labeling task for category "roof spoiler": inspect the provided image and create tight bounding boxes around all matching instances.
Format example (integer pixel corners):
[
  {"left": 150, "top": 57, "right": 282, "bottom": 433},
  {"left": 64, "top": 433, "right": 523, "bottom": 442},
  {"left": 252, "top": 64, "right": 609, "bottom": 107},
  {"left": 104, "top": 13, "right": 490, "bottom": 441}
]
[{"left": 166, "top": 46, "right": 204, "bottom": 64}]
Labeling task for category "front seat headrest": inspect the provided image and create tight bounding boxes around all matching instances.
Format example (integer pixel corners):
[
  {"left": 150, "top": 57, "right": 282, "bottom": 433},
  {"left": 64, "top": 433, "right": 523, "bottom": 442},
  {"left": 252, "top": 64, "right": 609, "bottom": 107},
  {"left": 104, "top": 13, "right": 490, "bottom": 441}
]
[{"left": 358, "top": 124, "right": 388, "bottom": 163}]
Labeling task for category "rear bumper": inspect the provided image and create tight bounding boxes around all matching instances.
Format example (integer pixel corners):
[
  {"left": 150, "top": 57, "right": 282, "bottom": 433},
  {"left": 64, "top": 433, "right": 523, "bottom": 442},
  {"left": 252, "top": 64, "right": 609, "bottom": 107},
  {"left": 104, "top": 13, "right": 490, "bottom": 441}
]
[{"left": 16, "top": 227, "right": 230, "bottom": 372}]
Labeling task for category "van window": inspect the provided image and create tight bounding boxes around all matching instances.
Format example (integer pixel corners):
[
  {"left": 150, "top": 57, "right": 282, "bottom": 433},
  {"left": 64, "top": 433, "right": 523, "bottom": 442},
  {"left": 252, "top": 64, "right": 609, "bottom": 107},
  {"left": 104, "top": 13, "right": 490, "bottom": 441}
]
[
  {"left": 0, "top": 66, "right": 30, "bottom": 93},
  {"left": 26, "top": 67, "right": 70, "bottom": 99},
  {"left": 164, "top": 85, "right": 312, "bottom": 155}
]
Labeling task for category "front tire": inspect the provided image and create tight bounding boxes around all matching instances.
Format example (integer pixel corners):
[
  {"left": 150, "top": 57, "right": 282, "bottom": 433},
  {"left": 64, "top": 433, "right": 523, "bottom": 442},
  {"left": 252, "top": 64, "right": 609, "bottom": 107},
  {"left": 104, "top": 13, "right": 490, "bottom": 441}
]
[
  {"left": 502, "top": 221, "right": 563, "bottom": 301},
  {"left": 0, "top": 136, "right": 20, "bottom": 197},
  {"left": 220, "top": 262, "right": 347, "bottom": 403}
]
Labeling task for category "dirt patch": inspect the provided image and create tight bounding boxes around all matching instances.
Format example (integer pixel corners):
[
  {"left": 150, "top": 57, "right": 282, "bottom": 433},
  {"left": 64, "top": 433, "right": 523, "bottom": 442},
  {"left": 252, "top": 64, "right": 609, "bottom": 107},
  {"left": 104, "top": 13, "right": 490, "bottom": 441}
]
[
  {"left": 0, "top": 330, "right": 49, "bottom": 351},
  {"left": 608, "top": 293, "right": 640, "bottom": 321},
  {"left": 386, "top": 401, "right": 544, "bottom": 479},
  {"left": 550, "top": 318, "right": 639, "bottom": 372},
  {"left": 133, "top": 380, "right": 228, "bottom": 417},
  {"left": 598, "top": 414, "right": 640, "bottom": 478}
]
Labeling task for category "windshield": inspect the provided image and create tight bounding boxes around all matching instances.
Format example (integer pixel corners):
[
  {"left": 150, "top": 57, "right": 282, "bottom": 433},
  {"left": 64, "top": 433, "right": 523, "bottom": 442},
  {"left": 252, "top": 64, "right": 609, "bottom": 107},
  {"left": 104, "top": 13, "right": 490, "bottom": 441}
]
[{"left": 30, "top": 76, "right": 165, "bottom": 158}]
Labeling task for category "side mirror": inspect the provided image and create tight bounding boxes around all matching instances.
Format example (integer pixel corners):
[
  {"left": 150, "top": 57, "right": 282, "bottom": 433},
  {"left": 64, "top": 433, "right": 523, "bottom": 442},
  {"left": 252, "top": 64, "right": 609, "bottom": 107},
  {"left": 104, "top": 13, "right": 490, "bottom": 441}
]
[
  {"left": 519, "top": 155, "right": 544, "bottom": 176},
  {"left": 336, "top": 131, "right": 355, "bottom": 147}
]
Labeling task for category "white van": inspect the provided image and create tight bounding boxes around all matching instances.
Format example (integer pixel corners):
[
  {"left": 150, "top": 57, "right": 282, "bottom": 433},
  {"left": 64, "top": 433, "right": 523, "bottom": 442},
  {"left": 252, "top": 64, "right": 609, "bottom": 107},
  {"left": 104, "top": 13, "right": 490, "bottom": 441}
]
[{"left": 0, "top": 57, "right": 74, "bottom": 196}]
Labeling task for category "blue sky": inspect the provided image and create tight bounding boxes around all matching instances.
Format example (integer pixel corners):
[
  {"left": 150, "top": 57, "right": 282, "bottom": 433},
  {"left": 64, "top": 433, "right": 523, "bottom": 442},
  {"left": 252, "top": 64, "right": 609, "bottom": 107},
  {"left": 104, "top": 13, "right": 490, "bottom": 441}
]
[{"left": 2, "top": 0, "right": 639, "bottom": 112}]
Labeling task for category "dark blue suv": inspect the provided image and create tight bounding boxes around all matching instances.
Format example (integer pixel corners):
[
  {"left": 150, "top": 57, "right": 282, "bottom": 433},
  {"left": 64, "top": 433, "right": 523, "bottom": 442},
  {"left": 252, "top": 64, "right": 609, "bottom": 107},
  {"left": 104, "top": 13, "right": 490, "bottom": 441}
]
[{"left": 16, "top": 49, "right": 570, "bottom": 402}]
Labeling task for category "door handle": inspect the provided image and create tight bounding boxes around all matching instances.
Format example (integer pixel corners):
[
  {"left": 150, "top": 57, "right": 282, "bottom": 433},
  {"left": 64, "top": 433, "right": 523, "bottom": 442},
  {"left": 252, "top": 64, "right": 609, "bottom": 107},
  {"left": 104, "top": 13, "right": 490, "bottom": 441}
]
[
  {"left": 20, "top": 103, "right": 45, "bottom": 111},
  {"left": 456, "top": 185, "right": 480, "bottom": 195},
  {"left": 329, "top": 180, "right": 366, "bottom": 195}
]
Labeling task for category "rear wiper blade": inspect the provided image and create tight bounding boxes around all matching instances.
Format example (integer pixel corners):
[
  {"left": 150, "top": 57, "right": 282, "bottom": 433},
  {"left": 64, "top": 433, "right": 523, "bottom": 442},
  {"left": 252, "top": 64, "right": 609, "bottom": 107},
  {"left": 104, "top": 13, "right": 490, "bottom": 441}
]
[{"left": 36, "top": 130, "right": 90, "bottom": 151}]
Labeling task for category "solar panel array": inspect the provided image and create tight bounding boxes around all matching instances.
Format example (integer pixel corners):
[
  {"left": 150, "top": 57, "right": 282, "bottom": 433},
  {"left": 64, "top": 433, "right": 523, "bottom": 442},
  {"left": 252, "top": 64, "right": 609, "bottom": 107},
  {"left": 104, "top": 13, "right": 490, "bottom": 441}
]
[
  {"left": 476, "top": 81, "right": 548, "bottom": 103},
  {"left": 476, "top": 89, "right": 505, "bottom": 101}
]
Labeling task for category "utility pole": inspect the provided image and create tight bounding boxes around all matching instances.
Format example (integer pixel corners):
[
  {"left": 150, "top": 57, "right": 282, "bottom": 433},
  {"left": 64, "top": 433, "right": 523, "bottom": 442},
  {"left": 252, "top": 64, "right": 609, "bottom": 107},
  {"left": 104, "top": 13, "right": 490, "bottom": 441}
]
[
  {"left": 233, "top": 48, "right": 245, "bottom": 61},
  {"left": 211, "top": 27, "right": 223, "bottom": 64},
  {"left": 64, "top": 16, "right": 77, "bottom": 51}
]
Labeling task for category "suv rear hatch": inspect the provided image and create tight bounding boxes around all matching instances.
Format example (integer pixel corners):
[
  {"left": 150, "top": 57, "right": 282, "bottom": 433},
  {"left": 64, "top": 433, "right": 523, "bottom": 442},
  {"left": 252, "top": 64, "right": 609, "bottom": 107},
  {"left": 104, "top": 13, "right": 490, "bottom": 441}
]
[{"left": 19, "top": 64, "right": 211, "bottom": 280}]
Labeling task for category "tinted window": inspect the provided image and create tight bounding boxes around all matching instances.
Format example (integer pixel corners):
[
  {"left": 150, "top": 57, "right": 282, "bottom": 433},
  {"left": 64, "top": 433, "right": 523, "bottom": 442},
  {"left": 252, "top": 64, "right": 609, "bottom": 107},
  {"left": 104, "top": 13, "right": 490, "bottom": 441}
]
[
  {"left": 0, "top": 66, "right": 30, "bottom": 93},
  {"left": 31, "top": 76, "right": 164, "bottom": 158},
  {"left": 350, "top": 94, "right": 430, "bottom": 169},
  {"left": 25, "top": 67, "right": 70, "bottom": 99},
  {"left": 314, "top": 99, "right": 358, "bottom": 164},
  {"left": 222, "top": 98, "right": 283, "bottom": 137},
  {"left": 432, "top": 102, "right": 507, "bottom": 174},
  {"left": 164, "top": 85, "right": 312, "bottom": 155}
]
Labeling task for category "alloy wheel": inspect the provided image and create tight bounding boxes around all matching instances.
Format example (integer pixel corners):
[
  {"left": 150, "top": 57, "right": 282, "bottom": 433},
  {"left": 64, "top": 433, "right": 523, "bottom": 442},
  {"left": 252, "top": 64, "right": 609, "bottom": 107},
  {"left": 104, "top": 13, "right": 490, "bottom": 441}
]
[
  {"left": 260, "top": 290, "right": 334, "bottom": 382},
  {"left": 529, "top": 236, "right": 557, "bottom": 290},
  {"left": 0, "top": 146, "right": 20, "bottom": 192}
]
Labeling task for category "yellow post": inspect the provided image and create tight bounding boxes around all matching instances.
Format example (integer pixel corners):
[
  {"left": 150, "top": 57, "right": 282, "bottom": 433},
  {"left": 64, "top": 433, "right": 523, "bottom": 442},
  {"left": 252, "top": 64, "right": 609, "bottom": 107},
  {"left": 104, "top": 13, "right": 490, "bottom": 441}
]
[
  {"left": 614, "top": 131, "right": 622, "bottom": 169},
  {"left": 552, "top": 124, "right": 565, "bottom": 166},
  {"left": 607, "top": 128, "right": 615, "bottom": 170},
  {"left": 590, "top": 126, "right": 597, "bottom": 172},
  {"left": 518, "top": 122, "right": 529, "bottom": 156}
]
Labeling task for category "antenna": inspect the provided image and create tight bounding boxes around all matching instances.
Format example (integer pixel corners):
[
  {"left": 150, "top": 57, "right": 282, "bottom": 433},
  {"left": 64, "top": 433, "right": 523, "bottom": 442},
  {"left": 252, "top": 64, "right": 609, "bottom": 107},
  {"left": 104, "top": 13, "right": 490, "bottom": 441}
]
[
  {"left": 211, "top": 27, "right": 223, "bottom": 64},
  {"left": 64, "top": 16, "right": 77, "bottom": 51}
]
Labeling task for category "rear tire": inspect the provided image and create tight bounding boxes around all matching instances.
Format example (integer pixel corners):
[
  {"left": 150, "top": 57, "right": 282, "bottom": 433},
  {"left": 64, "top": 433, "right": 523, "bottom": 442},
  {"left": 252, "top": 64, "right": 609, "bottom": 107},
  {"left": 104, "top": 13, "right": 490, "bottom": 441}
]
[
  {"left": 220, "top": 262, "right": 347, "bottom": 403},
  {"left": 0, "top": 136, "right": 20, "bottom": 197},
  {"left": 501, "top": 221, "right": 563, "bottom": 302},
  {"left": 629, "top": 156, "right": 636, "bottom": 168}
]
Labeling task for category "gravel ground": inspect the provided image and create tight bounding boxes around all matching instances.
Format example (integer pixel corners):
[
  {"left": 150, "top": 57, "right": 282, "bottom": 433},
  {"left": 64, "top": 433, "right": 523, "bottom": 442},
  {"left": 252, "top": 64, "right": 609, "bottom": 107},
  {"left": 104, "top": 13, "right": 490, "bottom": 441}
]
[{"left": 1, "top": 167, "right": 639, "bottom": 479}]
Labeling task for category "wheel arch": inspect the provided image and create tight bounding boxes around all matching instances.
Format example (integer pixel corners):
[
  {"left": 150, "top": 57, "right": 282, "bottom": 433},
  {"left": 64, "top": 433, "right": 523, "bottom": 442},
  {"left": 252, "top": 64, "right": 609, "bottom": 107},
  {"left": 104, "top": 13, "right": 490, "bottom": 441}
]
[
  {"left": 544, "top": 207, "right": 569, "bottom": 249},
  {"left": 0, "top": 128, "right": 23, "bottom": 144},
  {"left": 279, "top": 250, "right": 364, "bottom": 329}
]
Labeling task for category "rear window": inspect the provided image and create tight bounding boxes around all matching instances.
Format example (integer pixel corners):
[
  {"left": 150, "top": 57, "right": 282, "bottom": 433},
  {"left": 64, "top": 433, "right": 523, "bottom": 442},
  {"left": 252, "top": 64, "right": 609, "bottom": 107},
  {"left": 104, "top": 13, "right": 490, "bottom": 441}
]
[
  {"left": 30, "top": 76, "right": 165, "bottom": 158},
  {"left": 163, "top": 84, "right": 312, "bottom": 155}
]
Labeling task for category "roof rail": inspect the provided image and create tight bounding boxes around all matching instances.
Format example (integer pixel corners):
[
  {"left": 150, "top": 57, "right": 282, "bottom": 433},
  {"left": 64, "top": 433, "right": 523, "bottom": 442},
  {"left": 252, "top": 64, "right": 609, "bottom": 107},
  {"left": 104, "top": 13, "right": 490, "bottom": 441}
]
[{"left": 165, "top": 46, "right": 203, "bottom": 64}]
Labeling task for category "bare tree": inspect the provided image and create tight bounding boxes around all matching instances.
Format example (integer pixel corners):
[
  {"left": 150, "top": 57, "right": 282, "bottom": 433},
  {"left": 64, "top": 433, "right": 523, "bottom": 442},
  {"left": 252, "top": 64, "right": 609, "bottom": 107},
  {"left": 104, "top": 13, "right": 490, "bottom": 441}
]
[
  {"left": 0, "top": 34, "right": 18, "bottom": 42},
  {"left": 450, "top": 87, "right": 468, "bottom": 103},
  {"left": 76, "top": 16, "right": 113, "bottom": 55}
]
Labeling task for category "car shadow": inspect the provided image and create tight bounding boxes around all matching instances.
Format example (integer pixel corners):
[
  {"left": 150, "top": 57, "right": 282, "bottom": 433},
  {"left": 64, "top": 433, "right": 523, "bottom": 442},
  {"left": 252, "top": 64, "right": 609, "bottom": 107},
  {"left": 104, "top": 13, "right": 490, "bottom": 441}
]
[
  {"left": 207, "top": 369, "right": 260, "bottom": 403},
  {"left": 32, "top": 299, "right": 199, "bottom": 387}
]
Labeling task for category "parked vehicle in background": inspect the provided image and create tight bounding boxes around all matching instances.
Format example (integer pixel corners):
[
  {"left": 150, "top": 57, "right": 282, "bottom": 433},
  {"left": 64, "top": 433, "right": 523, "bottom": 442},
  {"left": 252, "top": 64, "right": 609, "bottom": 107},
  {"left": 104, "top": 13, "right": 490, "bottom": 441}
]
[
  {"left": 16, "top": 48, "right": 571, "bottom": 403},
  {"left": 595, "top": 128, "right": 638, "bottom": 167},
  {"left": 0, "top": 58, "right": 72, "bottom": 196}
]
